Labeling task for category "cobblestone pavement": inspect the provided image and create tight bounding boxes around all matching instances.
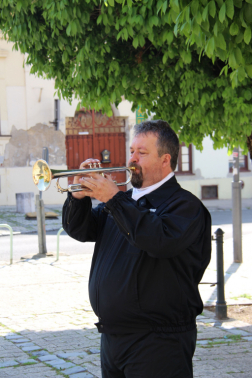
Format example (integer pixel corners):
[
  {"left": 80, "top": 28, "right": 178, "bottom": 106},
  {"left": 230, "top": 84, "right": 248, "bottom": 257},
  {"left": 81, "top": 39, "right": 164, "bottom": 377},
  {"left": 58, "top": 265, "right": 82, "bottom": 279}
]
[{"left": 0, "top": 255, "right": 252, "bottom": 378}]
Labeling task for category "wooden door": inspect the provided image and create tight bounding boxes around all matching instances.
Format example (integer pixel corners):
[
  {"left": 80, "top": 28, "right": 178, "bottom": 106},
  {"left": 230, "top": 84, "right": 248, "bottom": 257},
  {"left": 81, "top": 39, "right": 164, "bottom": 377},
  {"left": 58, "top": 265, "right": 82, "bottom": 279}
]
[{"left": 65, "top": 110, "right": 127, "bottom": 191}]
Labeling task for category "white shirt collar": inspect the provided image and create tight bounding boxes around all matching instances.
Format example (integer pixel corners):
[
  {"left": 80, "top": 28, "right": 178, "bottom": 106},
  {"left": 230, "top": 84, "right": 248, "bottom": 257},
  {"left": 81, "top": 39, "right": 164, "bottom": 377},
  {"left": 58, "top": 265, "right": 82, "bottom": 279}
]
[{"left": 132, "top": 172, "right": 175, "bottom": 202}]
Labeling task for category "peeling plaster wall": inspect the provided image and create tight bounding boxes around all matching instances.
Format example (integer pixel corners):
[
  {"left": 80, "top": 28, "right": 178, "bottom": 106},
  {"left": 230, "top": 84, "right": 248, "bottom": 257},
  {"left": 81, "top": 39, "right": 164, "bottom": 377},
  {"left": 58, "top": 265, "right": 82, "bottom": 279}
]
[
  {"left": 3, "top": 123, "right": 66, "bottom": 168},
  {"left": 0, "top": 123, "right": 67, "bottom": 205}
]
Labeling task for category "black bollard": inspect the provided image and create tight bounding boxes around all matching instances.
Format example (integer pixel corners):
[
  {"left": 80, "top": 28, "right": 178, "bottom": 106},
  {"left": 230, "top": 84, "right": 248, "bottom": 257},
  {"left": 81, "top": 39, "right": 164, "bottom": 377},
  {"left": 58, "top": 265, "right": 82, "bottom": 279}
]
[{"left": 214, "top": 228, "right": 228, "bottom": 320}]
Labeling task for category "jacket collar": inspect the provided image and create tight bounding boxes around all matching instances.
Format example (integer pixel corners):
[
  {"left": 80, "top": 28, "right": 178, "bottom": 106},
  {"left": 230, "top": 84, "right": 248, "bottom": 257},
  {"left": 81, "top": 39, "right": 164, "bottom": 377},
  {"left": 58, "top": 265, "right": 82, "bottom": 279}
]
[{"left": 127, "top": 175, "right": 181, "bottom": 208}]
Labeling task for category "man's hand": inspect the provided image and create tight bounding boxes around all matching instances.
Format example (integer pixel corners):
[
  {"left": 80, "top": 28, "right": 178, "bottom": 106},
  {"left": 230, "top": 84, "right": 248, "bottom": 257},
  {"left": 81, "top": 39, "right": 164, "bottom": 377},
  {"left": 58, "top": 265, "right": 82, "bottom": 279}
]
[
  {"left": 80, "top": 172, "right": 119, "bottom": 203},
  {"left": 71, "top": 158, "right": 100, "bottom": 200},
  {"left": 71, "top": 159, "right": 119, "bottom": 202}
]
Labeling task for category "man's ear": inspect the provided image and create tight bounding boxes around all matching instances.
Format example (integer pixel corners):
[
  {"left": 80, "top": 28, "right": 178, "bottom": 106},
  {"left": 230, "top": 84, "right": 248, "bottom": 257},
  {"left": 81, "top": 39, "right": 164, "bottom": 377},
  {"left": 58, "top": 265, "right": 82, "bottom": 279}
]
[{"left": 162, "top": 154, "right": 171, "bottom": 168}]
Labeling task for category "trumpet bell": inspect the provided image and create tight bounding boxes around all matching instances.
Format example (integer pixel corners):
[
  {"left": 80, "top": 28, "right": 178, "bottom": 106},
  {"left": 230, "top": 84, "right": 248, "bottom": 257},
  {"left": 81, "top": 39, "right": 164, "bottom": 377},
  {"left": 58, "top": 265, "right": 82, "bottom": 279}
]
[{"left": 32, "top": 159, "right": 52, "bottom": 191}]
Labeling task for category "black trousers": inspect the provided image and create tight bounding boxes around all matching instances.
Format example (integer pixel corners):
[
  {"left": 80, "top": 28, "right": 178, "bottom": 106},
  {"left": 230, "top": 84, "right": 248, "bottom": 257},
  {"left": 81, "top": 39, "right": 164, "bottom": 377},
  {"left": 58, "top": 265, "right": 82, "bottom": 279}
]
[{"left": 101, "top": 328, "right": 197, "bottom": 378}]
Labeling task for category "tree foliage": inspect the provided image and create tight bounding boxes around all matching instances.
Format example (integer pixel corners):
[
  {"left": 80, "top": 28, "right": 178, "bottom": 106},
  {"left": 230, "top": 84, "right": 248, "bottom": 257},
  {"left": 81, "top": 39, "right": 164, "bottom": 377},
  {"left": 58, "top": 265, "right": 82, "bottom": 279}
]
[
  {"left": 171, "top": 0, "right": 252, "bottom": 87},
  {"left": 0, "top": 0, "right": 252, "bottom": 153}
]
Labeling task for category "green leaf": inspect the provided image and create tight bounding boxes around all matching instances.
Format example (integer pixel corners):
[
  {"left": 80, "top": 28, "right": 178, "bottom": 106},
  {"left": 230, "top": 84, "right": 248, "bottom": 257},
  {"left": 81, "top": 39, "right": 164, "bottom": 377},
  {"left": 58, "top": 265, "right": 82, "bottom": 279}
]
[
  {"left": 230, "top": 22, "right": 239, "bottom": 35},
  {"left": 200, "top": 94, "right": 206, "bottom": 106},
  {"left": 234, "top": 47, "right": 243, "bottom": 64},
  {"left": 103, "top": 13, "right": 108, "bottom": 25},
  {"left": 213, "top": 21, "right": 218, "bottom": 36},
  {"left": 117, "top": 30, "right": 123, "bottom": 40},
  {"left": 97, "top": 15, "right": 103, "bottom": 25},
  {"left": 219, "top": 3, "right": 226, "bottom": 23},
  {"left": 17, "top": 2, "right": 22, "bottom": 12},
  {"left": 234, "top": 0, "right": 242, "bottom": 7},
  {"left": 229, "top": 51, "right": 237, "bottom": 67},
  {"left": 174, "top": 23, "right": 179, "bottom": 36},
  {"left": 245, "top": 64, "right": 252, "bottom": 77},
  {"left": 202, "top": 5, "right": 209, "bottom": 21},
  {"left": 167, "top": 31, "right": 174, "bottom": 43},
  {"left": 205, "top": 37, "right": 215, "bottom": 56},
  {"left": 237, "top": 66, "right": 246, "bottom": 81},
  {"left": 162, "top": 1, "right": 168, "bottom": 14},
  {"left": 220, "top": 64, "right": 228, "bottom": 75},
  {"left": 235, "top": 32, "right": 244, "bottom": 43},
  {"left": 216, "top": 33, "right": 226, "bottom": 50},
  {"left": 66, "top": 23, "right": 71, "bottom": 36},
  {"left": 111, "top": 92, "right": 116, "bottom": 103},
  {"left": 133, "top": 36, "right": 139, "bottom": 48},
  {"left": 209, "top": 1, "right": 216, "bottom": 17},
  {"left": 191, "top": 0, "right": 199, "bottom": 16},
  {"left": 171, "top": 0, "right": 180, "bottom": 13},
  {"left": 196, "top": 11, "right": 202, "bottom": 24},
  {"left": 71, "top": 21, "right": 77, "bottom": 36},
  {"left": 108, "top": 0, "right": 114, "bottom": 5},
  {"left": 244, "top": 27, "right": 252, "bottom": 44},
  {"left": 192, "top": 19, "right": 201, "bottom": 34},
  {"left": 230, "top": 70, "right": 238, "bottom": 87},
  {"left": 244, "top": 89, "right": 252, "bottom": 100},
  {"left": 122, "top": 75, "right": 127, "bottom": 88},
  {"left": 62, "top": 50, "right": 68, "bottom": 64},
  {"left": 150, "top": 15, "right": 159, "bottom": 27},
  {"left": 226, "top": 0, "right": 234, "bottom": 19},
  {"left": 157, "top": 0, "right": 164, "bottom": 14},
  {"left": 139, "top": 35, "right": 145, "bottom": 47},
  {"left": 123, "top": 27, "right": 128, "bottom": 40},
  {"left": 163, "top": 52, "right": 169, "bottom": 64}
]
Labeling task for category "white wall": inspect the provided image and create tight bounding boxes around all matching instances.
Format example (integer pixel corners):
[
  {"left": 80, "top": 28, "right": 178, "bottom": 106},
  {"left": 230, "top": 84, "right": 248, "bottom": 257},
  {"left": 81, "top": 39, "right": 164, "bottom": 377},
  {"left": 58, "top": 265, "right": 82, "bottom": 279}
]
[
  {"left": 25, "top": 65, "right": 55, "bottom": 130},
  {"left": 6, "top": 86, "right": 27, "bottom": 131},
  {"left": 193, "top": 136, "right": 229, "bottom": 179}
]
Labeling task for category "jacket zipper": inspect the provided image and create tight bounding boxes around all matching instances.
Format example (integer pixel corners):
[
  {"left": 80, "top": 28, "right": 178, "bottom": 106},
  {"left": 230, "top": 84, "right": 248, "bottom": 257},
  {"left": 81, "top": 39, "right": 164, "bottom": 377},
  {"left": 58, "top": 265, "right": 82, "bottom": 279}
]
[
  {"left": 67, "top": 198, "right": 73, "bottom": 224},
  {"left": 96, "top": 231, "right": 120, "bottom": 318},
  {"left": 105, "top": 207, "right": 130, "bottom": 237},
  {"left": 115, "top": 216, "right": 130, "bottom": 236}
]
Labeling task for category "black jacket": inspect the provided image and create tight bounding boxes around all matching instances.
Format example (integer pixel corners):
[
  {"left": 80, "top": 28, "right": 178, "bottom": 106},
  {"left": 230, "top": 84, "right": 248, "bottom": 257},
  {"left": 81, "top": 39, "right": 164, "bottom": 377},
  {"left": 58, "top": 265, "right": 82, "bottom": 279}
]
[{"left": 62, "top": 176, "right": 211, "bottom": 334}]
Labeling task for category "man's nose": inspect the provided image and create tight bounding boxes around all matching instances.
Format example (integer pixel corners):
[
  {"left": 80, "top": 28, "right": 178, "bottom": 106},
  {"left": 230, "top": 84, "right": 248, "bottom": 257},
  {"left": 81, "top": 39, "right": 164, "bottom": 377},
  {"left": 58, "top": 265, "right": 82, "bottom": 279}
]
[{"left": 129, "top": 152, "right": 138, "bottom": 163}]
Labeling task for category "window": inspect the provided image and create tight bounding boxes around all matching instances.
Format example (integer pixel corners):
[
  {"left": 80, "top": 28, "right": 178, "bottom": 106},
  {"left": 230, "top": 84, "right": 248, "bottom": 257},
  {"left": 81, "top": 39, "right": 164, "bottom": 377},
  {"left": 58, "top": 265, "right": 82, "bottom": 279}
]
[
  {"left": 175, "top": 143, "right": 193, "bottom": 174},
  {"left": 228, "top": 149, "right": 249, "bottom": 173},
  {"left": 201, "top": 185, "right": 218, "bottom": 200}
]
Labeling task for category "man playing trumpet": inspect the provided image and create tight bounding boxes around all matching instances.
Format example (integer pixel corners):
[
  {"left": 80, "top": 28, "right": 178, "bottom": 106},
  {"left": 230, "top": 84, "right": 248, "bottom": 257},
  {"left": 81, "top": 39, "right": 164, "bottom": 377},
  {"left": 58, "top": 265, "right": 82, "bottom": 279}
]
[{"left": 62, "top": 119, "right": 211, "bottom": 378}]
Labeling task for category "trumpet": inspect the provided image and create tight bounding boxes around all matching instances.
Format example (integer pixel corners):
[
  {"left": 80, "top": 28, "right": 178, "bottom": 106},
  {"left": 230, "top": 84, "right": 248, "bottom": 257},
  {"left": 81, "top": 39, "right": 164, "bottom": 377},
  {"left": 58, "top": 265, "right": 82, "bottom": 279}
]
[{"left": 32, "top": 159, "right": 135, "bottom": 194}]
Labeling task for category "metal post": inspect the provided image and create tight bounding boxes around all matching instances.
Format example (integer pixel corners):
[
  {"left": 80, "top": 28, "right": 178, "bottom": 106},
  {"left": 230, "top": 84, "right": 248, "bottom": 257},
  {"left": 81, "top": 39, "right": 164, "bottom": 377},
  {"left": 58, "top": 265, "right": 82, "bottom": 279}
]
[
  {"left": 36, "top": 194, "right": 47, "bottom": 255},
  {"left": 49, "top": 99, "right": 59, "bottom": 130},
  {"left": 215, "top": 228, "right": 227, "bottom": 320},
  {"left": 40, "top": 147, "right": 49, "bottom": 200},
  {"left": 56, "top": 227, "right": 64, "bottom": 261},
  {"left": 232, "top": 148, "right": 242, "bottom": 263},
  {"left": 0, "top": 224, "right": 13, "bottom": 264}
]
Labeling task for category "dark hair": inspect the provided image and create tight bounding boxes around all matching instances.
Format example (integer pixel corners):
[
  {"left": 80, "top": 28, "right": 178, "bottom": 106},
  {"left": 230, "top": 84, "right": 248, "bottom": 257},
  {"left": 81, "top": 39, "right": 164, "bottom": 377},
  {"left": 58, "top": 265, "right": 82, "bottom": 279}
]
[{"left": 133, "top": 120, "right": 179, "bottom": 171}]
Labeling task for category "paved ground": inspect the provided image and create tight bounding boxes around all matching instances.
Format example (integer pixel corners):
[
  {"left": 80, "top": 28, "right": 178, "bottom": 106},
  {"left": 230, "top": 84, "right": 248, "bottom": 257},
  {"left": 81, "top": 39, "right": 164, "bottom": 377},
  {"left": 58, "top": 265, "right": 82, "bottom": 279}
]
[{"left": 0, "top": 198, "right": 252, "bottom": 377}]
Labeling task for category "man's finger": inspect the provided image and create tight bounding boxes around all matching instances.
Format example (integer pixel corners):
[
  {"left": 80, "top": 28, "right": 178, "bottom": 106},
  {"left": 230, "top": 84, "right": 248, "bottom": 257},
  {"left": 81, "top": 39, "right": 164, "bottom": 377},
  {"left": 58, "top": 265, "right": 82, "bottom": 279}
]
[
  {"left": 81, "top": 177, "right": 98, "bottom": 188},
  {"left": 104, "top": 174, "right": 113, "bottom": 182}
]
